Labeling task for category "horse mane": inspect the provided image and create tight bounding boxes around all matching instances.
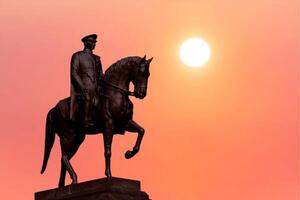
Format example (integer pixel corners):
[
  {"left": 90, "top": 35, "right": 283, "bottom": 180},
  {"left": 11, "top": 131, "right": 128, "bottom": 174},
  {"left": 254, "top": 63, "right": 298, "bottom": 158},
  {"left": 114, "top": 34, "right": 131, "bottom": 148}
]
[{"left": 104, "top": 56, "right": 141, "bottom": 80}]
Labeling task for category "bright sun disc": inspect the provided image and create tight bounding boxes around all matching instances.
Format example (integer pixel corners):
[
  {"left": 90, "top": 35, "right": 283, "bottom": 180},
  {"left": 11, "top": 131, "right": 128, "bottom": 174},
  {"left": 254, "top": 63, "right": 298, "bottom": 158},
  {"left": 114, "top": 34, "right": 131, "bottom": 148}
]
[{"left": 180, "top": 38, "right": 211, "bottom": 67}]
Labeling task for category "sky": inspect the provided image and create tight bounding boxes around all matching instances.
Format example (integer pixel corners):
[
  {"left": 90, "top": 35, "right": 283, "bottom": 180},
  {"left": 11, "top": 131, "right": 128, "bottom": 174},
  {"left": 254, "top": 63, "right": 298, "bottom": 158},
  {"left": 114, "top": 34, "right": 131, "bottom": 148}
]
[{"left": 0, "top": 0, "right": 299, "bottom": 199}]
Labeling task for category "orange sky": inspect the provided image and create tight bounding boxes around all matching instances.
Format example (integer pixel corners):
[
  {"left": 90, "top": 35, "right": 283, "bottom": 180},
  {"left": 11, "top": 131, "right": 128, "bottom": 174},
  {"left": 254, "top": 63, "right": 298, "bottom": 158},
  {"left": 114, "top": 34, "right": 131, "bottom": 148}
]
[{"left": 0, "top": 0, "right": 299, "bottom": 199}]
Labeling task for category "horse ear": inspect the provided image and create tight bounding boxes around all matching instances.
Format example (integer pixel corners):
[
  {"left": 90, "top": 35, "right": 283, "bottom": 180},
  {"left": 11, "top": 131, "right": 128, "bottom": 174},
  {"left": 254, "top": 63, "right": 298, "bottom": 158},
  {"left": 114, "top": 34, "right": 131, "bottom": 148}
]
[
  {"left": 147, "top": 57, "right": 153, "bottom": 64},
  {"left": 141, "top": 55, "right": 146, "bottom": 63}
]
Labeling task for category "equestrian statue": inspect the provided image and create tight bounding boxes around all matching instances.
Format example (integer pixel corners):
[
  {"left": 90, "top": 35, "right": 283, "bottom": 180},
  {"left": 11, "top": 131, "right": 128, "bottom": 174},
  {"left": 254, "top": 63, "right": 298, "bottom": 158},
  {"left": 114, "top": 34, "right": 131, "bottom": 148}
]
[{"left": 40, "top": 34, "right": 153, "bottom": 187}]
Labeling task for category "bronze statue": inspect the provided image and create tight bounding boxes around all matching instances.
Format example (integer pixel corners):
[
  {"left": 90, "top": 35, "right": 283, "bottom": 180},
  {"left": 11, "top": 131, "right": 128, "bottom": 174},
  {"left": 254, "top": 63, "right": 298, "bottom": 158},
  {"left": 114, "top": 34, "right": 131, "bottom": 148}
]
[
  {"left": 70, "top": 34, "right": 103, "bottom": 128},
  {"left": 40, "top": 37, "right": 153, "bottom": 187}
]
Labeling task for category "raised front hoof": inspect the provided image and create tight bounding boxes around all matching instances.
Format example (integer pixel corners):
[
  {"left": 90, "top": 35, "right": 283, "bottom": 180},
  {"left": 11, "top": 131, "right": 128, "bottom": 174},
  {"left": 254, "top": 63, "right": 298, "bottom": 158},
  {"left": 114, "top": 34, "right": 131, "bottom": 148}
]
[{"left": 125, "top": 150, "right": 137, "bottom": 159}]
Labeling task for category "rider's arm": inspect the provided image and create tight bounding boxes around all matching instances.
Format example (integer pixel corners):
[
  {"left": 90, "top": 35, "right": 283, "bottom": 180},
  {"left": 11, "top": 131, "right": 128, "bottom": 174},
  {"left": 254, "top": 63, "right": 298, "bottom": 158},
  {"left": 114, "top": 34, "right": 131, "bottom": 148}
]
[
  {"left": 96, "top": 56, "right": 104, "bottom": 80},
  {"left": 71, "top": 53, "right": 84, "bottom": 92}
]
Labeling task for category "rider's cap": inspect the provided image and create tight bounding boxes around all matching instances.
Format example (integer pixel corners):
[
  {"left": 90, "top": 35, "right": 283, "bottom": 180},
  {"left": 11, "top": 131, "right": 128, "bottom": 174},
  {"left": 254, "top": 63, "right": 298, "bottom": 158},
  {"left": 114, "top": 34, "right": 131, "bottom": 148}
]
[{"left": 81, "top": 34, "right": 97, "bottom": 43}]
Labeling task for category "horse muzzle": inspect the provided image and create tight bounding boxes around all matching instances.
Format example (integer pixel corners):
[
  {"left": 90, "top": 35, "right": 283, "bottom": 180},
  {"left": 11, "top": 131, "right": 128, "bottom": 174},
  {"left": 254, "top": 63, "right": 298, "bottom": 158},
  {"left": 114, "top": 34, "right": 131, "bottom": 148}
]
[{"left": 134, "top": 87, "right": 147, "bottom": 99}]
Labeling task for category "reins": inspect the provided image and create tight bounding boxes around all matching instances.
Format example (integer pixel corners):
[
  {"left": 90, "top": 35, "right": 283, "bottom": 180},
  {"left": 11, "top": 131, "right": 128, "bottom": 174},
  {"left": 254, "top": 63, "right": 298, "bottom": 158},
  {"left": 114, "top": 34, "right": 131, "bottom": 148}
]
[{"left": 100, "top": 79, "right": 135, "bottom": 96}]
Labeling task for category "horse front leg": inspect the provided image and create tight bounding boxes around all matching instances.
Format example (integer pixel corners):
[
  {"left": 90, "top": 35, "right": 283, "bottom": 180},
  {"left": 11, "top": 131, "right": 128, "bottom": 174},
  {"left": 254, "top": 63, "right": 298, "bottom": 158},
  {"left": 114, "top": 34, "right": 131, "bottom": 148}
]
[
  {"left": 103, "top": 119, "right": 114, "bottom": 177},
  {"left": 124, "top": 120, "right": 145, "bottom": 159}
]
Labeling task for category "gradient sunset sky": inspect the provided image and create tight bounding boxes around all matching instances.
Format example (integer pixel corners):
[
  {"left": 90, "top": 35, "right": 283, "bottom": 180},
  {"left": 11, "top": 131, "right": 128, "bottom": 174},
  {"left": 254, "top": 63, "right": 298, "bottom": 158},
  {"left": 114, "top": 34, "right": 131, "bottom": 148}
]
[{"left": 0, "top": 0, "right": 299, "bottom": 199}]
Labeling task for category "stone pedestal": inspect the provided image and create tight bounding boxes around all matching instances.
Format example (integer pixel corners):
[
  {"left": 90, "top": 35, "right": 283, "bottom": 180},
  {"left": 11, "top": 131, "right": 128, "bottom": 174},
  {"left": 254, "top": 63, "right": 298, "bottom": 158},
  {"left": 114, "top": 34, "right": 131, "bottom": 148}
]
[{"left": 35, "top": 177, "right": 150, "bottom": 200}]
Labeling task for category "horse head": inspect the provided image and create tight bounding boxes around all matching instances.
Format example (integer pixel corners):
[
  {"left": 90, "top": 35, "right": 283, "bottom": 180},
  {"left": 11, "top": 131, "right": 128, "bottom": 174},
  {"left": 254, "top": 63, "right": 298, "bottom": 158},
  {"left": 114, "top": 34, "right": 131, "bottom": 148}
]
[{"left": 130, "top": 55, "right": 153, "bottom": 99}]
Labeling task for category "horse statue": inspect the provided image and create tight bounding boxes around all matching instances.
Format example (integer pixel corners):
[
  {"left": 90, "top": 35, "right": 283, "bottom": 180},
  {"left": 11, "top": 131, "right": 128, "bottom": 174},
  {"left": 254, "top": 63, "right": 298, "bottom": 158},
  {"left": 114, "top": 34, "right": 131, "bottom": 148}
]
[{"left": 40, "top": 55, "right": 152, "bottom": 187}]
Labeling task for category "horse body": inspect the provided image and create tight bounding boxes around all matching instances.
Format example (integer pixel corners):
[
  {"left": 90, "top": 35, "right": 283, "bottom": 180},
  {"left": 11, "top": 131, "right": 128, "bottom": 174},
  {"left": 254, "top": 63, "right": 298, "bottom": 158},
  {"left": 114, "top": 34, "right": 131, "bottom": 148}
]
[{"left": 40, "top": 56, "right": 152, "bottom": 187}]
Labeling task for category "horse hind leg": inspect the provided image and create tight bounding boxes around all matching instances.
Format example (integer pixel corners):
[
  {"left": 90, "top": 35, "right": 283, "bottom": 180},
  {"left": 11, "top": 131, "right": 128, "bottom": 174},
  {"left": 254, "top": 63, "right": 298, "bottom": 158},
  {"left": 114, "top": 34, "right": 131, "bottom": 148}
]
[
  {"left": 124, "top": 120, "right": 145, "bottom": 159},
  {"left": 61, "top": 154, "right": 77, "bottom": 185},
  {"left": 59, "top": 133, "right": 85, "bottom": 186},
  {"left": 58, "top": 160, "right": 66, "bottom": 187}
]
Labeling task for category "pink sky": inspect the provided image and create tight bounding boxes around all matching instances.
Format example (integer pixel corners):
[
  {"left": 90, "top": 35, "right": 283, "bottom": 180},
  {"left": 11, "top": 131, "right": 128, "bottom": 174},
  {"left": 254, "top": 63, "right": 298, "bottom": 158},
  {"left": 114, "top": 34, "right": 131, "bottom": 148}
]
[{"left": 0, "top": 0, "right": 299, "bottom": 199}]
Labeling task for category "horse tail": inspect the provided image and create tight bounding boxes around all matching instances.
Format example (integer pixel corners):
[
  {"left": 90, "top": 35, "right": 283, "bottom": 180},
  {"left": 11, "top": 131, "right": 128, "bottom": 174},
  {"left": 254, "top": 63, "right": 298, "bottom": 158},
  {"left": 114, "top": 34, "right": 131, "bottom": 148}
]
[{"left": 41, "top": 107, "right": 57, "bottom": 174}]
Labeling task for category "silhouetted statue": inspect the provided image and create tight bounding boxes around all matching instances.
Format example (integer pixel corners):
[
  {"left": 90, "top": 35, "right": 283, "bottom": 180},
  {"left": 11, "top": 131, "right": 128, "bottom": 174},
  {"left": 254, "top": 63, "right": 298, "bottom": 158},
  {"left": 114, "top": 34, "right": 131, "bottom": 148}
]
[
  {"left": 70, "top": 34, "right": 103, "bottom": 128},
  {"left": 40, "top": 51, "right": 153, "bottom": 187}
]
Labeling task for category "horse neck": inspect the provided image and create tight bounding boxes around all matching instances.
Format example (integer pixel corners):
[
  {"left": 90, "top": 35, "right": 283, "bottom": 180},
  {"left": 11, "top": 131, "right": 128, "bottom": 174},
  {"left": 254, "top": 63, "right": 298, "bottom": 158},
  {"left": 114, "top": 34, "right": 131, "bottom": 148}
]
[{"left": 106, "top": 64, "right": 134, "bottom": 90}]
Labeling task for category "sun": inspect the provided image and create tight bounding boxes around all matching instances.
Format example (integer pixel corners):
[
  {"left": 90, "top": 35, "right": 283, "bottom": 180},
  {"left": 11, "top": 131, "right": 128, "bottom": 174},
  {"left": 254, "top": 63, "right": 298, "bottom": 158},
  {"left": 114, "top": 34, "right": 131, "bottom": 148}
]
[{"left": 179, "top": 37, "right": 211, "bottom": 68}]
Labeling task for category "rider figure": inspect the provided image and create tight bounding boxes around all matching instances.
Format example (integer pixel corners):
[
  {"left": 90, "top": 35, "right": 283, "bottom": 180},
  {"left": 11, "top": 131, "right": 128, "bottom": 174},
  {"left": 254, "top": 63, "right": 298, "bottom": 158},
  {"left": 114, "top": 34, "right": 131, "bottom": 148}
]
[{"left": 70, "top": 34, "right": 103, "bottom": 128}]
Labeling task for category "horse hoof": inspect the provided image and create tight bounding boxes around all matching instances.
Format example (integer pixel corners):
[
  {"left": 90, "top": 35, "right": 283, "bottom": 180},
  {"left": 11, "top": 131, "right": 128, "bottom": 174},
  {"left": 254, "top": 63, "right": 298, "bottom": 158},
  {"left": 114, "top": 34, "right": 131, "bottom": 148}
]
[
  {"left": 125, "top": 150, "right": 134, "bottom": 159},
  {"left": 105, "top": 170, "right": 112, "bottom": 178}
]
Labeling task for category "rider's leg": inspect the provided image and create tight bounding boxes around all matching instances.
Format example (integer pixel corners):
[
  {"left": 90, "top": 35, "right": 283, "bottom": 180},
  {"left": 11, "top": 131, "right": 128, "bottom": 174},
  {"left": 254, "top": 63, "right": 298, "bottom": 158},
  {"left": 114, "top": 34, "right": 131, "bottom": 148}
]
[{"left": 81, "top": 92, "right": 92, "bottom": 127}]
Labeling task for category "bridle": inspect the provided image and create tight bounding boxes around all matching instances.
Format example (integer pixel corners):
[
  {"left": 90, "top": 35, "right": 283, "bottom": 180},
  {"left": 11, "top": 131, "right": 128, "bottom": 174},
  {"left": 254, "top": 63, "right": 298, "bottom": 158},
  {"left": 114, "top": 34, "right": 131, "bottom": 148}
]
[{"left": 100, "top": 63, "right": 148, "bottom": 97}]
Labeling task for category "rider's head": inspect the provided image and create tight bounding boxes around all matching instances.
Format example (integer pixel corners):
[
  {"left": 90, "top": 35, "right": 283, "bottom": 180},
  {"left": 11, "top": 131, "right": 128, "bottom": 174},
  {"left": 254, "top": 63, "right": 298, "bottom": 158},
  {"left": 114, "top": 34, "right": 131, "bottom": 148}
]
[{"left": 81, "top": 34, "right": 97, "bottom": 51}]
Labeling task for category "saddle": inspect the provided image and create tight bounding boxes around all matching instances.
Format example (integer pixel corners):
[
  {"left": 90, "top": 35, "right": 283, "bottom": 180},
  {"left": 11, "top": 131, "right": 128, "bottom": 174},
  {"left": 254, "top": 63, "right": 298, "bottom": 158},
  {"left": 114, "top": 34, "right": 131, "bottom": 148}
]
[{"left": 57, "top": 97, "right": 97, "bottom": 127}]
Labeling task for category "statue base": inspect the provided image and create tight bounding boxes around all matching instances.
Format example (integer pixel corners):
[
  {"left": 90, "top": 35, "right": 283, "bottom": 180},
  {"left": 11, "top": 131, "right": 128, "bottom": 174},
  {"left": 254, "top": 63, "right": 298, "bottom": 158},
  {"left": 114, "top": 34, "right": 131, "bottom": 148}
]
[{"left": 35, "top": 177, "right": 150, "bottom": 200}]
